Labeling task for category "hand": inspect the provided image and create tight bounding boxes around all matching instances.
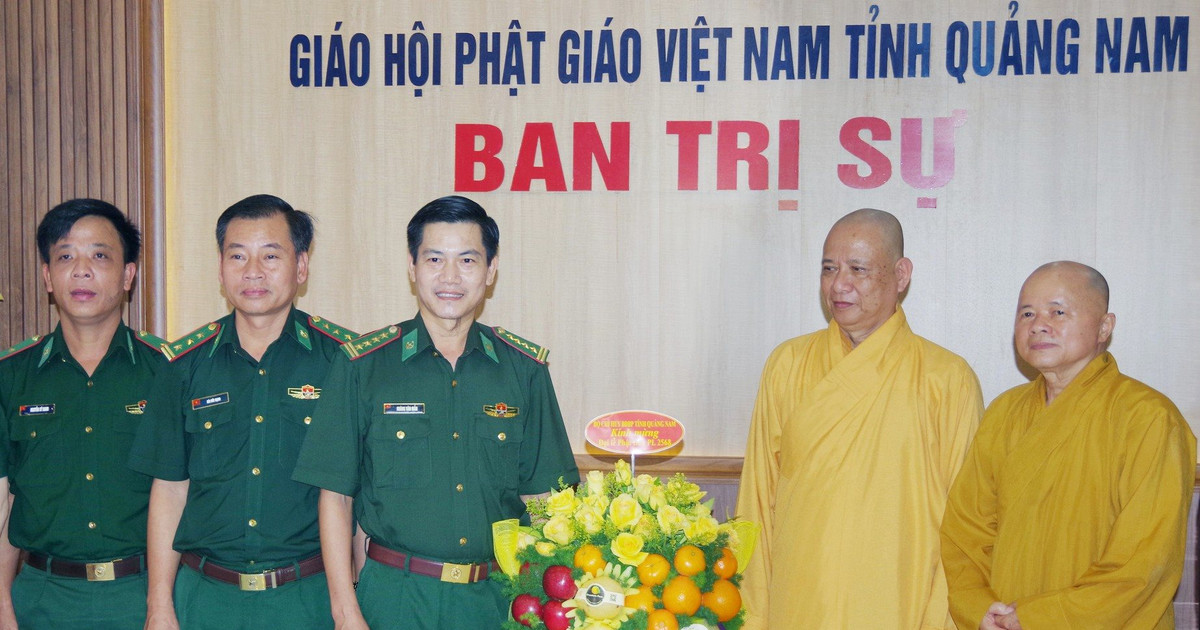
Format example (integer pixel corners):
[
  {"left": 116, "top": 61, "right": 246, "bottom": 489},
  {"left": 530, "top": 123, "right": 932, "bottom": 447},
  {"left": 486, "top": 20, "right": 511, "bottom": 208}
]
[
  {"left": 996, "top": 608, "right": 1022, "bottom": 630},
  {"left": 144, "top": 605, "right": 180, "bottom": 630},
  {"left": 979, "top": 602, "right": 1014, "bottom": 630}
]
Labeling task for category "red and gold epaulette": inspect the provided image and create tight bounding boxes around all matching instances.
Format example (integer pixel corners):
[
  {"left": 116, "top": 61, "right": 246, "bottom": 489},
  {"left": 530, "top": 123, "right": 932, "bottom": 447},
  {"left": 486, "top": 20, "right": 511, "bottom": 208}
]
[
  {"left": 134, "top": 330, "right": 169, "bottom": 352},
  {"left": 308, "top": 315, "right": 359, "bottom": 344},
  {"left": 341, "top": 324, "right": 402, "bottom": 360},
  {"left": 0, "top": 335, "right": 44, "bottom": 362},
  {"left": 162, "top": 322, "right": 221, "bottom": 362},
  {"left": 492, "top": 327, "right": 548, "bottom": 364}
]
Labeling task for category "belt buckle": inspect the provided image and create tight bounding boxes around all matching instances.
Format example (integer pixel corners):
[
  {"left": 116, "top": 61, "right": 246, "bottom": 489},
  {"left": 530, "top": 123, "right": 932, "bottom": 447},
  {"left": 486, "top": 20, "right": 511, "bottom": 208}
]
[
  {"left": 239, "top": 572, "right": 270, "bottom": 591},
  {"left": 439, "top": 562, "right": 472, "bottom": 584},
  {"left": 86, "top": 561, "right": 116, "bottom": 582}
]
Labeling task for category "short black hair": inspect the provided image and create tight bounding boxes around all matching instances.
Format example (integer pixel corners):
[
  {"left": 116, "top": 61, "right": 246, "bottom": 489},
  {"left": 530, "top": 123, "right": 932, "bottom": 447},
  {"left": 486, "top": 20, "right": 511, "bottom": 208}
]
[
  {"left": 406, "top": 195, "right": 499, "bottom": 263},
  {"left": 36, "top": 198, "right": 142, "bottom": 264},
  {"left": 215, "top": 194, "right": 315, "bottom": 253}
]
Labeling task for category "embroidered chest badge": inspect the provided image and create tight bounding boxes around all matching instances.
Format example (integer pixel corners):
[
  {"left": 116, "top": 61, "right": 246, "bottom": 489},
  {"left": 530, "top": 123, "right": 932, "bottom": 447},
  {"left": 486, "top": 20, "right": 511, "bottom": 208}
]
[
  {"left": 287, "top": 384, "right": 321, "bottom": 400},
  {"left": 125, "top": 400, "right": 147, "bottom": 415},
  {"left": 483, "top": 402, "right": 518, "bottom": 418},
  {"left": 191, "top": 392, "right": 230, "bottom": 411},
  {"left": 383, "top": 403, "right": 425, "bottom": 415},
  {"left": 19, "top": 404, "right": 55, "bottom": 416}
]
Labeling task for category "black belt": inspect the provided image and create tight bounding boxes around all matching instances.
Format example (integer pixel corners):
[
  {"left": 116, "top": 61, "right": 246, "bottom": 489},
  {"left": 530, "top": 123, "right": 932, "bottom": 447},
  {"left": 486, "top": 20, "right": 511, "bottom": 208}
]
[
  {"left": 366, "top": 540, "right": 497, "bottom": 584},
  {"left": 180, "top": 552, "right": 325, "bottom": 591},
  {"left": 25, "top": 552, "right": 145, "bottom": 581}
]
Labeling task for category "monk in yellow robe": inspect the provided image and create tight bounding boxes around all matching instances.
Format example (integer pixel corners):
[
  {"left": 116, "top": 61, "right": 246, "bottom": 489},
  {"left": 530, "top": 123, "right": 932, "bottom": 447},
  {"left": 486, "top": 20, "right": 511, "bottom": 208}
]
[
  {"left": 737, "top": 209, "right": 983, "bottom": 629},
  {"left": 941, "top": 261, "right": 1195, "bottom": 630}
]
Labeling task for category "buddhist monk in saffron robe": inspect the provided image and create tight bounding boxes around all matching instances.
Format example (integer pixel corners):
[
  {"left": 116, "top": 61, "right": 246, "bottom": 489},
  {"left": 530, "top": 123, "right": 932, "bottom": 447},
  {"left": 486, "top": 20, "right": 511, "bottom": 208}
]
[
  {"left": 941, "top": 261, "right": 1195, "bottom": 630},
  {"left": 736, "top": 209, "right": 983, "bottom": 629}
]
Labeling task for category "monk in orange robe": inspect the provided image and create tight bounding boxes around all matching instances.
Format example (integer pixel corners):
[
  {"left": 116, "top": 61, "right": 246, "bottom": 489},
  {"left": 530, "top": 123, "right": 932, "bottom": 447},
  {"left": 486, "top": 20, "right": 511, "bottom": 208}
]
[
  {"left": 941, "top": 261, "right": 1195, "bottom": 630},
  {"left": 737, "top": 209, "right": 983, "bottom": 629}
]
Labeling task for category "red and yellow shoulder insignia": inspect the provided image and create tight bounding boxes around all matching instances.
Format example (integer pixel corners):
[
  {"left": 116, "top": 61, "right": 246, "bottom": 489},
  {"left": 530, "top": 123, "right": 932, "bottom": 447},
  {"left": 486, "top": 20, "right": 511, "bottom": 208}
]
[
  {"left": 341, "top": 325, "right": 402, "bottom": 360},
  {"left": 162, "top": 322, "right": 221, "bottom": 362},
  {"left": 309, "top": 315, "right": 359, "bottom": 344},
  {"left": 492, "top": 327, "right": 548, "bottom": 364},
  {"left": 134, "top": 330, "right": 169, "bottom": 352}
]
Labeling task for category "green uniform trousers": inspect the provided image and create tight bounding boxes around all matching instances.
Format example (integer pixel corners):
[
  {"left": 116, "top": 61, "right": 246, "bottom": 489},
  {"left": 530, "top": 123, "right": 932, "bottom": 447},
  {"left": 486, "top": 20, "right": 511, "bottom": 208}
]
[
  {"left": 356, "top": 558, "right": 507, "bottom": 630},
  {"left": 13, "top": 564, "right": 147, "bottom": 629},
  {"left": 174, "top": 563, "right": 332, "bottom": 629}
]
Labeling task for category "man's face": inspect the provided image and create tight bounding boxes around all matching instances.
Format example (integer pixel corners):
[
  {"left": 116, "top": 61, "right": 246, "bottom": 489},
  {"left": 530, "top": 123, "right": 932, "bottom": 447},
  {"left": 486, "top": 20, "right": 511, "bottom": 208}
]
[
  {"left": 409, "top": 221, "right": 497, "bottom": 330},
  {"left": 820, "top": 221, "right": 910, "bottom": 345},
  {"left": 42, "top": 215, "right": 136, "bottom": 327},
  {"left": 218, "top": 214, "right": 308, "bottom": 320},
  {"left": 1014, "top": 267, "right": 1113, "bottom": 382}
]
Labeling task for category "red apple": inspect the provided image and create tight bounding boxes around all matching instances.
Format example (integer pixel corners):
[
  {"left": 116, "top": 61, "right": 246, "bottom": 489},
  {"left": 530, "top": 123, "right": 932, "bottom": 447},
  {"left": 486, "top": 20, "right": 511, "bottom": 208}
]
[
  {"left": 542, "top": 565, "right": 576, "bottom": 600},
  {"left": 510, "top": 594, "right": 542, "bottom": 627},
  {"left": 541, "top": 600, "right": 570, "bottom": 630}
]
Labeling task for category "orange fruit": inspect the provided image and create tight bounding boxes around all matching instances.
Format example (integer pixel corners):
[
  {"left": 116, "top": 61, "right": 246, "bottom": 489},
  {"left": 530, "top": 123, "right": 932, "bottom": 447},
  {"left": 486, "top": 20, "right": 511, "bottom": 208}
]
[
  {"left": 573, "top": 543, "right": 607, "bottom": 576},
  {"left": 711, "top": 547, "right": 737, "bottom": 579},
  {"left": 646, "top": 609, "right": 680, "bottom": 630},
  {"left": 637, "top": 553, "right": 671, "bottom": 587},
  {"left": 672, "top": 544, "right": 706, "bottom": 577},
  {"left": 701, "top": 578, "right": 742, "bottom": 622},
  {"left": 661, "top": 575, "right": 701, "bottom": 615},
  {"left": 624, "top": 588, "right": 658, "bottom": 613}
]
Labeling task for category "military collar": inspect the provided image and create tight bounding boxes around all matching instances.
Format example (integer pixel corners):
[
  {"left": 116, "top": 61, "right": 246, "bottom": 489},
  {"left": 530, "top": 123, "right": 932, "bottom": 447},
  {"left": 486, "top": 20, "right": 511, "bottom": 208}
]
[
  {"left": 402, "top": 316, "right": 498, "bottom": 364},
  {"left": 38, "top": 322, "right": 138, "bottom": 369},
  {"left": 212, "top": 307, "right": 313, "bottom": 357}
]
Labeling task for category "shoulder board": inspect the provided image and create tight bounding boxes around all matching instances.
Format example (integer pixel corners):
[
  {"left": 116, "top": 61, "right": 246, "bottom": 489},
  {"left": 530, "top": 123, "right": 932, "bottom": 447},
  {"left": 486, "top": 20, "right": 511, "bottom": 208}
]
[
  {"left": 492, "top": 327, "right": 548, "bottom": 364},
  {"left": 134, "top": 330, "right": 169, "bottom": 351},
  {"left": 308, "top": 315, "right": 359, "bottom": 344},
  {"left": 0, "top": 334, "right": 45, "bottom": 362},
  {"left": 162, "top": 322, "right": 221, "bottom": 362},
  {"left": 341, "top": 324, "right": 402, "bottom": 360}
]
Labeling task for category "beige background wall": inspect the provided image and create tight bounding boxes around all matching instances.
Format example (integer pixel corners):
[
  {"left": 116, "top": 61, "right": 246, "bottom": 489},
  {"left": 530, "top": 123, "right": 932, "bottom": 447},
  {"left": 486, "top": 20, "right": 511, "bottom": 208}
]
[{"left": 163, "top": 1, "right": 1200, "bottom": 457}]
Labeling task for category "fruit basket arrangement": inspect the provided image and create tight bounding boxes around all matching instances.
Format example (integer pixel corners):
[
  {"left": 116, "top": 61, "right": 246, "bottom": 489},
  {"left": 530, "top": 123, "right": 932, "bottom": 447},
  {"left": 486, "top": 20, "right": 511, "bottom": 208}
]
[{"left": 492, "top": 460, "right": 755, "bottom": 630}]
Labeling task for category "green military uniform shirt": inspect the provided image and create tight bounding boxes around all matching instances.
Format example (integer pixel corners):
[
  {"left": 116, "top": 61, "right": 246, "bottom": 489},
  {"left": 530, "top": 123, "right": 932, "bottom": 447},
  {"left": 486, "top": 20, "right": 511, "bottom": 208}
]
[
  {"left": 0, "top": 323, "right": 167, "bottom": 560},
  {"left": 293, "top": 316, "right": 578, "bottom": 562},
  {"left": 128, "top": 308, "right": 354, "bottom": 571}
]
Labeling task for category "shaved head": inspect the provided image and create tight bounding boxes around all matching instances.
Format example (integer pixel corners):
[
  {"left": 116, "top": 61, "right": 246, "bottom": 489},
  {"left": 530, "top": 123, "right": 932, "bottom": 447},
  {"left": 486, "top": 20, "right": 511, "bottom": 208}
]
[
  {"left": 829, "top": 208, "right": 904, "bottom": 262},
  {"left": 1027, "top": 261, "right": 1109, "bottom": 310}
]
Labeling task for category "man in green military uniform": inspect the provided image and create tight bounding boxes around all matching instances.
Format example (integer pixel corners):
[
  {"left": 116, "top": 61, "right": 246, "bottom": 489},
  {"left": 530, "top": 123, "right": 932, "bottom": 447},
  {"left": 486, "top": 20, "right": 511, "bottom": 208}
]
[
  {"left": 0, "top": 199, "right": 168, "bottom": 628},
  {"left": 128, "top": 194, "right": 357, "bottom": 630},
  {"left": 293, "top": 195, "right": 578, "bottom": 630}
]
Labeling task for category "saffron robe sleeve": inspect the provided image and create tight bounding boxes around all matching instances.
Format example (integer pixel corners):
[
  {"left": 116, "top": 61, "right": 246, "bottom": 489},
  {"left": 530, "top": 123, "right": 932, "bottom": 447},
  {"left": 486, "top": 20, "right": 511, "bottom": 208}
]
[
  {"left": 940, "top": 353, "right": 1196, "bottom": 630},
  {"left": 737, "top": 308, "right": 982, "bottom": 630}
]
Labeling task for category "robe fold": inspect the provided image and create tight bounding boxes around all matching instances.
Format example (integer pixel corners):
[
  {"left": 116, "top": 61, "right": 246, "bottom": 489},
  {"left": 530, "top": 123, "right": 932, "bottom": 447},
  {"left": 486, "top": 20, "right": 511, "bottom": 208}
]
[
  {"left": 941, "top": 352, "right": 1195, "bottom": 630},
  {"left": 737, "top": 308, "right": 983, "bottom": 629}
]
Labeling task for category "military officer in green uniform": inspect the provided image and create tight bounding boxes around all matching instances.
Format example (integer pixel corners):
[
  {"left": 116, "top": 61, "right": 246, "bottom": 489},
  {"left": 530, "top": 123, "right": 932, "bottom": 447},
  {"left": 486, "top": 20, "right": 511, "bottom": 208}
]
[
  {"left": 293, "top": 195, "right": 578, "bottom": 630},
  {"left": 128, "top": 195, "right": 357, "bottom": 630},
  {"left": 0, "top": 199, "right": 167, "bottom": 628}
]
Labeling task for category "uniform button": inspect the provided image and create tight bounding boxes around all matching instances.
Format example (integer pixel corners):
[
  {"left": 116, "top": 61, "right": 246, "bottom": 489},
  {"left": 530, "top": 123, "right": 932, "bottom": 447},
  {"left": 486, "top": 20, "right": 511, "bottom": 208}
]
[
  {"left": 258, "top": 369, "right": 266, "bottom": 376},
  {"left": 304, "top": 416, "right": 312, "bottom": 425},
  {"left": 87, "top": 380, "right": 94, "bottom": 387},
  {"left": 451, "top": 380, "right": 457, "bottom": 387},
  {"left": 87, "top": 522, "right": 97, "bottom": 529},
  {"left": 456, "top": 483, "right": 464, "bottom": 492},
  {"left": 84, "top": 426, "right": 93, "bottom": 433},
  {"left": 255, "top": 415, "right": 264, "bottom": 423},
  {"left": 85, "top": 473, "right": 95, "bottom": 481},
  {"left": 204, "top": 421, "right": 213, "bottom": 430},
  {"left": 29, "top": 431, "right": 36, "bottom": 438},
  {"left": 432, "top": 351, "right": 439, "bottom": 357},
  {"left": 252, "top": 467, "right": 261, "bottom": 476},
  {"left": 248, "top": 519, "right": 258, "bottom": 527},
  {"left": 396, "top": 430, "right": 406, "bottom": 440},
  {"left": 497, "top": 432, "right": 507, "bottom": 441},
  {"left": 452, "top": 432, "right": 460, "bottom": 440},
  {"left": 459, "top": 537, "right": 467, "bottom": 546}
]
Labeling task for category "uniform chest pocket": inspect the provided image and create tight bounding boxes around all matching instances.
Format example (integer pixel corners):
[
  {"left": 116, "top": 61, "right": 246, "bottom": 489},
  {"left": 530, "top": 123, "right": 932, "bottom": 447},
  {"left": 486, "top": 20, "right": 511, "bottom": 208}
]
[
  {"left": 279, "top": 400, "right": 317, "bottom": 467},
  {"left": 474, "top": 415, "right": 524, "bottom": 491},
  {"left": 184, "top": 406, "right": 237, "bottom": 479},
  {"left": 368, "top": 416, "right": 432, "bottom": 489},
  {"left": 9, "top": 415, "right": 67, "bottom": 487}
]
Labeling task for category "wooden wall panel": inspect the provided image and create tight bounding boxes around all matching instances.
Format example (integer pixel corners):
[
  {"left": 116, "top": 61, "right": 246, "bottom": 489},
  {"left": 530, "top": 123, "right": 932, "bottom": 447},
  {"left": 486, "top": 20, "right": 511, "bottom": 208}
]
[{"left": 0, "top": 0, "right": 163, "bottom": 349}]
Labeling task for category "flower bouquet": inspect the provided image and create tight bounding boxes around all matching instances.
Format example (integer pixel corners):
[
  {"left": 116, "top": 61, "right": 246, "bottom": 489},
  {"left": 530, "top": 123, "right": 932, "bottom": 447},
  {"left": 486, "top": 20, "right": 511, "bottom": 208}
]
[{"left": 493, "top": 460, "right": 756, "bottom": 630}]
